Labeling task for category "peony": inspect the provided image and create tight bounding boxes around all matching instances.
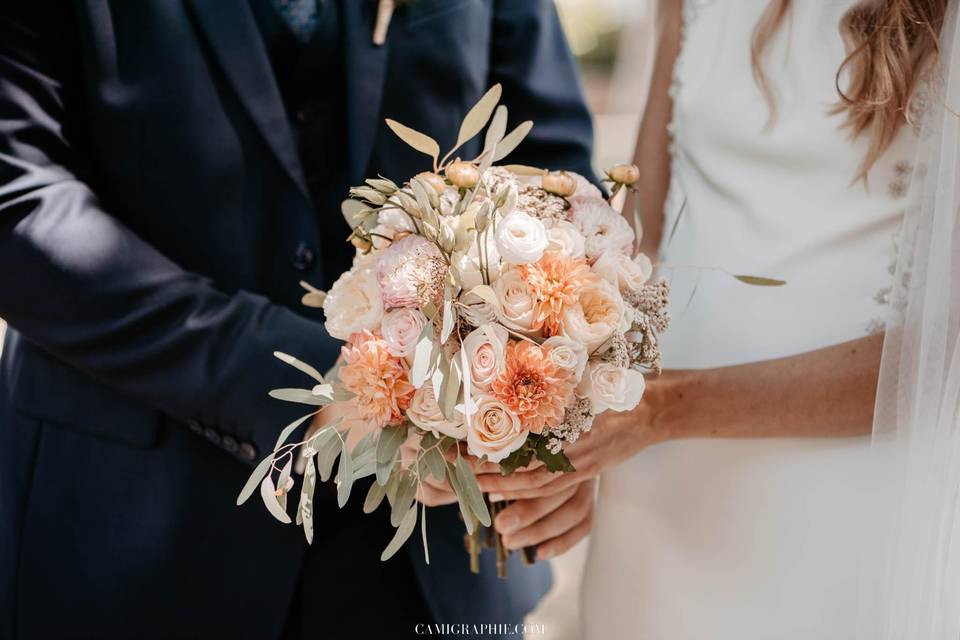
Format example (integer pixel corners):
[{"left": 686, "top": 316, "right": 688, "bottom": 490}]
[
  {"left": 491, "top": 341, "right": 576, "bottom": 433},
  {"left": 380, "top": 308, "right": 427, "bottom": 359},
  {"left": 467, "top": 395, "right": 528, "bottom": 463},
  {"left": 461, "top": 324, "right": 509, "bottom": 391},
  {"left": 577, "top": 361, "right": 646, "bottom": 412},
  {"left": 453, "top": 232, "right": 502, "bottom": 290},
  {"left": 570, "top": 198, "right": 635, "bottom": 262},
  {"left": 493, "top": 268, "right": 542, "bottom": 334},
  {"left": 542, "top": 335, "right": 588, "bottom": 383},
  {"left": 376, "top": 234, "right": 446, "bottom": 309},
  {"left": 339, "top": 331, "right": 415, "bottom": 428},
  {"left": 560, "top": 278, "right": 628, "bottom": 352},
  {"left": 495, "top": 211, "right": 549, "bottom": 265},
  {"left": 519, "top": 251, "right": 596, "bottom": 336},
  {"left": 324, "top": 267, "right": 384, "bottom": 341},
  {"left": 544, "top": 219, "right": 586, "bottom": 259},
  {"left": 592, "top": 252, "right": 654, "bottom": 295},
  {"left": 407, "top": 384, "right": 466, "bottom": 439},
  {"left": 570, "top": 172, "right": 603, "bottom": 200}
]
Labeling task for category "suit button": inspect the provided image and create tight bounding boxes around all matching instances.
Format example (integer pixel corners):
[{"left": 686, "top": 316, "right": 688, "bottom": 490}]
[
  {"left": 203, "top": 428, "right": 221, "bottom": 446},
  {"left": 187, "top": 419, "right": 203, "bottom": 435},
  {"left": 239, "top": 442, "right": 258, "bottom": 461},
  {"left": 222, "top": 435, "right": 239, "bottom": 453},
  {"left": 290, "top": 242, "right": 315, "bottom": 271}
]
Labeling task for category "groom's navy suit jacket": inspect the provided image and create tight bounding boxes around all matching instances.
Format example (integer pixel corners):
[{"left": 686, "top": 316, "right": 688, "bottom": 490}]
[{"left": 0, "top": 1, "right": 594, "bottom": 638}]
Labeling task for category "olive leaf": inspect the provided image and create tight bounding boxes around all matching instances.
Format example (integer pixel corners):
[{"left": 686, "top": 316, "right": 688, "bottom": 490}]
[
  {"left": 298, "top": 456, "right": 317, "bottom": 543},
  {"left": 317, "top": 433, "right": 344, "bottom": 482},
  {"left": 454, "top": 83, "right": 503, "bottom": 151},
  {"left": 268, "top": 388, "right": 332, "bottom": 406},
  {"left": 259, "top": 474, "right": 292, "bottom": 524},
  {"left": 733, "top": 275, "right": 787, "bottom": 287},
  {"left": 376, "top": 422, "right": 409, "bottom": 465},
  {"left": 455, "top": 456, "right": 491, "bottom": 527},
  {"left": 385, "top": 118, "right": 440, "bottom": 165},
  {"left": 410, "top": 320, "right": 437, "bottom": 388},
  {"left": 493, "top": 121, "right": 534, "bottom": 162},
  {"left": 446, "top": 461, "right": 477, "bottom": 534},
  {"left": 336, "top": 445, "right": 354, "bottom": 508},
  {"left": 364, "top": 478, "right": 389, "bottom": 514},
  {"left": 237, "top": 454, "right": 276, "bottom": 505},
  {"left": 499, "top": 164, "right": 546, "bottom": 176},
  {"left": 273, "top": 351, "right": 326, "bottom": 384},
  {"left": 391, "top": 472, "right": 418, "bottom": 527},
  {"left": 381, "top": 504, "right": 418, "bottom": 562}
]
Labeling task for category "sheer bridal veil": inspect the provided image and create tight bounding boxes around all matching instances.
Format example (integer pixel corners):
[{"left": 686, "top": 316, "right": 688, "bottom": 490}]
[{"left": 858, "top": 3, "right": 960, "bottom": 637}]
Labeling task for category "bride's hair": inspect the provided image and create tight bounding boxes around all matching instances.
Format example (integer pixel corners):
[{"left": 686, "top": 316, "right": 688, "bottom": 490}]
[{"left": 751, "top": 0, "right": 947, "bottom": 177}]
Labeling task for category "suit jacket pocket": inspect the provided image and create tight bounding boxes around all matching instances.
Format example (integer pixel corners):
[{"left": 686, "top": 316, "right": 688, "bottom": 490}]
[{"left": 10, "top": 346, "right": 160, "bottom": 449}]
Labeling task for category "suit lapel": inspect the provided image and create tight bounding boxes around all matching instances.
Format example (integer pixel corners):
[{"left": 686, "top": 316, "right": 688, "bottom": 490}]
[
  {"left": 186, "top": 0, "right": 309, "bottom": 197},
  {"left": 342, "top": 0, "right": 391, "bottom": 184}
]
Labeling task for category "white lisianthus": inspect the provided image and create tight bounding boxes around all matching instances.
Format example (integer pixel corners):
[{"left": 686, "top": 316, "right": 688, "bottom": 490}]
[
  {"left": 467, "top": 394, "right": 528, "bottom": 463},
  {"left": 559, "top": 278, "right": 627, "bottom": 352},
  {"left": 323, "top": 267, "right": 383, "bottom": 341},
  {"left": 495, "top": 211, "right": 548, "bottom": 265},
  {"left": 461, "top": 325, "right": 509, "bottom": 391},
  {"left": 570, "top": 198, "right": 635, "bottom": 261},
  {"left": 577, "top": 362, "right": 646, "bottom": 412},
  {"left": 493, "top": 268, "right": 541, "bottom": 334},
  {"left": 380, "top": 308, "right": 427, "bottom": 359},
  {"left": 453, "top": 233, "right": 502, "bottom": 290},
  {"left": 407, "top": 385, "right": 466, "bottom": 439},
  {"left": 593, "top": 252, "right": 654, "bottom": 295},
  {"left": 544, "top": 219, "right": 586, "bottom": 259},
  {"left": 542, "top": 335, "right": 588, "bottom": 383}
]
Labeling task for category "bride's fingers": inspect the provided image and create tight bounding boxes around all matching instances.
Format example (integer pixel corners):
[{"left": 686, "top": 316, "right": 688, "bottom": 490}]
[
  {"left": 487, "top": 475, "right": 577, "bottom": 501},
  {"left": 500, "top": 481, "right": 594, "bottom": 551},
  {"left": 475, "top": 466, "right": 556, "bottom": 495},
  {"left": 536, "top": 514, "right": 592, "bottom": 560},
  {"left": 493, "top": 484, "right": 578, "bottom": 537},
  {"left": 417, "top": 480, "right": 458, "bottom": 507}
]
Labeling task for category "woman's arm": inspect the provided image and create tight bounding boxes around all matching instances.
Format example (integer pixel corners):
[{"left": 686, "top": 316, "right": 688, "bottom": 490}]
[
  {"left": 626, "top": 0, "right": 682, "bottom": 256},
  {"left": 476, "top": 332, "right": 884, "bottom": 502}
]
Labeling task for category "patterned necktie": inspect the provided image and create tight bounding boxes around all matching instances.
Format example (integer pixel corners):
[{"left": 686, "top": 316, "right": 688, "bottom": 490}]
[{"left": 271, "top": 0, "right": 319, "bottom": 44}]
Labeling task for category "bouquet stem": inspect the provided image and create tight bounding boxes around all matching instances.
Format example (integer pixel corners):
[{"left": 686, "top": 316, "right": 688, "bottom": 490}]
[{"left": 468, "top": 527, "right": 481, "bottom": 574}]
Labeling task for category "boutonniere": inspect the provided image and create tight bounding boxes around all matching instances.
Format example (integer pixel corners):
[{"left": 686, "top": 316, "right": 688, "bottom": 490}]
[{"left": 372, "top": 0, "right": 417, "bottom": 46}]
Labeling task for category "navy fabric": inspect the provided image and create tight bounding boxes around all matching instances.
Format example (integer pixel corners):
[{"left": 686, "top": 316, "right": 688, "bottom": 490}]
[{"left": 0, "top": 1, "right": 594, "bottom": 638}]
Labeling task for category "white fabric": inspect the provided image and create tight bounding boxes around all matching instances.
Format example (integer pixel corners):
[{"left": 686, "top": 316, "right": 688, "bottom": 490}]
[
  {"left": 858, "top": 4, "right": 960, "bottom": 638},
  {"left": 582, "top": 1, "right": 921, "bottom": 638}
]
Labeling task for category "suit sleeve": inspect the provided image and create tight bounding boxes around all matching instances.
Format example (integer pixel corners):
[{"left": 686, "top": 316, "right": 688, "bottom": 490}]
[
  {"left": 488, "top": 0, "right": 596, "bottom": 179},
  {"left": 0, "top": 4, "right": 326, "bottom": 459}
]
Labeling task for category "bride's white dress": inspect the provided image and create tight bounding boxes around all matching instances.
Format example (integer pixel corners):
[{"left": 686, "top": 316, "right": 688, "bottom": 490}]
[{"left": 581, "top": 1, "right": 919, "bottom": 638}]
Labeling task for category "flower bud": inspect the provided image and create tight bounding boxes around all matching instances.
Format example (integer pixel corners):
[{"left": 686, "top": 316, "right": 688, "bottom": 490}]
[
  {"left": 349, "top": 186, "right": 387, "bottom": 206},
  {"left": 608, "top": 164, "right": 640, "bottom": 186},
  {"left": 438, "top": 221, "right": 457, "bottom": 253},
  {"left": 445, "top": 161, "right": 480, "bottom": 189},
  {"left": 415, "top": 171, "right": 447, "bottom": 195},
  {"left": 541, "top": 171, "right": 577, "bottom": 197}
]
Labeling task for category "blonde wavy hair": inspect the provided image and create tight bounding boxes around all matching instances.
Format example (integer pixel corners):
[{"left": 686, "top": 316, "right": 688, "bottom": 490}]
[{"left": 751, "top": 0, "right": 947, "bottom": 177}]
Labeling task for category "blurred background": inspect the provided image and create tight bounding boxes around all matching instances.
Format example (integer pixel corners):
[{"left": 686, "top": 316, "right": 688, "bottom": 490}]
[
  {"left": 525, "top": 1, "right": 656, "bottom": 638},
  {"left": 0, "top": 1, "right": 654, "bottom": 637}
]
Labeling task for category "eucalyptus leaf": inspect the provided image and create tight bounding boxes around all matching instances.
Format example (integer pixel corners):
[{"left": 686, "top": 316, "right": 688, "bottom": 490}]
[
  {"left": 447, "top": 461, "right": 477, "bottom": 534},
  {"left": 424, "top": 446, "right": 447, "bottom": 481},
  {"left": 410, "top": 321, "right": 436, "bottom": 388},
  {"left": 455, "top": 83, "right": 502, "bottom": 150},
  {"left": 376, "top": 423, "right": 409, "bottom": 465},
  {"left": 236, "top": 454, "right": 275, "bottom": 506},
  {"left": 420, "top": 501, "right": 430, "bottom": 565},
  {"left": 377, "top": 456, "right": 396, "bottom": 487},
  {"left": 455, "top": 456, "right": 491, "bottom": 526},
  {"left": 385, "top": 465, "right": 404, "bottom": 505},
  {"left": 272, "top": 411, "right": 318, "bottom": 451},
  {"left": 439, "top": 355, "right": 462, "bottom": 421},
  {"left": 381, "top": 504, "right": 418, "bottom": 562},
  {"left": 336, "top": 445, "right": 354, "bottom": 508},
  {"left": 273, "top": 351, "right": 325, "bottom": 383},
  {"left": 733, "top": 274, "right": 787, "bottom": 287},
  {"left": 298, "top": 457, "right": 317, "bottom": 543},
  {"left": 268, "top": 388, "right": 331, "bottom": 406},
  {"left": 392, "top": 472, "right": 418, "bottom": 527},
  {"left": 259, "top": 475, "right": 292, "bottom": 524},
  {"left": 385, "top": 119, "right": 440, "bottom": 164},
  {"left": 440, "top": 284, "right": 455, "bottom": 344},
  {"left": 317, "top": 434, "right": 344, "bottom": 482},
  {"left": 364, "top": 478, "right": 389, "bottom": 514},
  {"left": 493, "top": 121, "right": 534, "bottom": 162}
]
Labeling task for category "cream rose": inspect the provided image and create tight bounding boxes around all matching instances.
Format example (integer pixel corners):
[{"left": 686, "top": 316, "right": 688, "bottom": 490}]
[
  {"left": 467, "top": 395, "right": 528, "bottom": 463},
  {"left": 495, "top": 211, "right": 548, "bottom": 265},
  {"left": 544, "top": 219, "right": 586, "bottom": 259},
  {"left": 323, "top": 267, "right": 384, "bottom": 341},
  {"left": 493, "top": 268, "right": 541, "bottom": 334},
  {"left": 462, "top": 325, "right": 509, "bottom": 391},
  {"left": 593, "top": 252, "right": 653, "bottom": 295},
  {"left": 407, "top": 385, "right": 466, "bottom": 439},
  {"left": 576, "top": 362, "right": 646, "bottom": 412},
  {"left": 542, "top": 335, "right": 588, "bottom": 383},
  {"left": 559, "top": 278, "right": 627, "bottom": 352},
  {"left": 380, "top": 308, "right": 427, "bottom": 359}
]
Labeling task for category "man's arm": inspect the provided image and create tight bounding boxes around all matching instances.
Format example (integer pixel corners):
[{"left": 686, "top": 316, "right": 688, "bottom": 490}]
[
  {"left": 487, "top": 0, "right": 595, "bottom": 178},
  {"left": 0, "top": 4, "right": 325, "bottom": 459}
]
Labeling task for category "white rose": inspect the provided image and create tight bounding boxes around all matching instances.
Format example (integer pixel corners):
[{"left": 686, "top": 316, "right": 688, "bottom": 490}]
[
  {"left": 544, "top": 220, "right": 586, "bottom": 259},
  {"left": 577, "top": 362, "right": 646, "bottom": 413},
  {"left": 493, "top": 268, "right": 541, "bottom": 334},
  {"left": 323, "top": 267, "right": 384, "bottom": 341},
  {"left": 559, "top": 278, "right": 626, "bottom": 352},
  {"left": 542, "top": 335, "right": 588, "bottom": 383},
  {"left": 467, "top": 395, "right": 529, "bottom": 463},
  {"left": 380, "top": 308, "right": 427, "bottom": 359},
  {"left": 407, "top": 385, "right": 466, "bottom": 439},
  {"left": 571, "top": 199, "right": 635, "bottom": 261},
  {"left": 461, "top": 325, "right": 509, "bottom": 391},
  {"left": 495, "top": 211, "right": 548, "bottom": 265},
  {"left": 453, "top": 233, "right": 502, "bottom": 290},
  {"left": 592, "top": 252, "right": 653, "bottom": 295}
]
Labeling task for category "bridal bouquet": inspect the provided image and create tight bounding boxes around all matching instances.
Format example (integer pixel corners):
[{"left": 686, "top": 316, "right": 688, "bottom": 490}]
[{"left": 236, "top": 85, "right": 670, "bottom": 576}]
